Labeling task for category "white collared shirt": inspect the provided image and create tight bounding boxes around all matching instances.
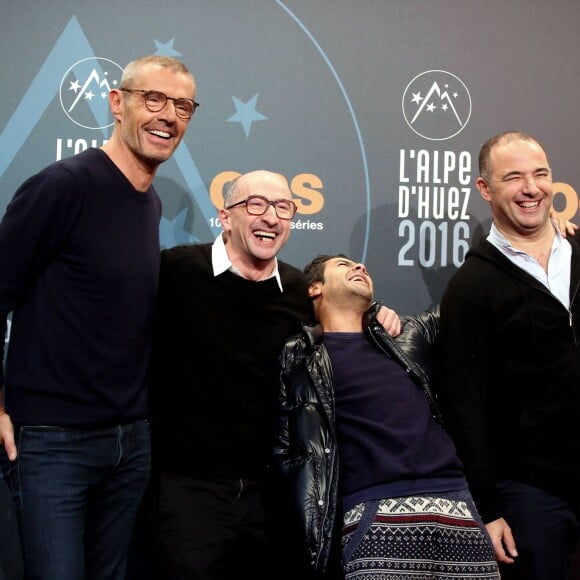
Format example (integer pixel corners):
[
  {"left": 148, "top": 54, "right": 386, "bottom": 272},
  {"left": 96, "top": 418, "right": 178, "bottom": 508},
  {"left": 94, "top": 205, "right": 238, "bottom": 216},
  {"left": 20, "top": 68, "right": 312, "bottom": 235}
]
[
  {"left": 211, "top": 233, "right": 284, "bottom": 292},
  {"left": 487, "top": 221, "right": 571, "bottom": 309}
]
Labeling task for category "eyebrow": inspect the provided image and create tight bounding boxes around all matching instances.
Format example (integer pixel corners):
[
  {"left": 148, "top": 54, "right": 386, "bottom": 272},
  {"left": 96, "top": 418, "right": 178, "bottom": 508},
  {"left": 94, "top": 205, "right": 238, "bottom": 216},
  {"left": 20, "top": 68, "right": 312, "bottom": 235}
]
[{"left": 500, "top": 167, "right": 550, "bottom": 180}]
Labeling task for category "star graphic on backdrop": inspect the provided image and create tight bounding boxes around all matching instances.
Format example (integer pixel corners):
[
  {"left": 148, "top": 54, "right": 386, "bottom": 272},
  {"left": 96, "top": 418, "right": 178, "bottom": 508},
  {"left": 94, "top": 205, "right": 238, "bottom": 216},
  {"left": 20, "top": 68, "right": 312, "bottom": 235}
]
[
  {"left": 69, "top": 80, "right": 81, "bottom": 93},
  {"left": 426, "top": 102, "right": 436, "bottom": 112},
  {"left": 411, "top": 91, "right": 423, "bottom": 104},
  {"left": 159, "top": 208, "right": 199, "bottom": 249},
  {"left": 227, "top": 94, "right": 268, "bottom": 137},
  {"left": 154, "top": 38, "right": 182, "bottom": 57}
]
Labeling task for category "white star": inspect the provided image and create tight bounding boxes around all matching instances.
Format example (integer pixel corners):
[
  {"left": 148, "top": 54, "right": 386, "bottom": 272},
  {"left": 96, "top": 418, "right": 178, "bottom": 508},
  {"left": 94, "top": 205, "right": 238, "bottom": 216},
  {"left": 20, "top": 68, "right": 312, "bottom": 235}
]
[
  {"left": 84, "top": 91, "right": 95, "bottom": 101},
  {"left": 69, "top": 80, "right": 81, "bottom": 93},
  {"left": 411, "top": 91, "right": 423, "bottom": 104}
]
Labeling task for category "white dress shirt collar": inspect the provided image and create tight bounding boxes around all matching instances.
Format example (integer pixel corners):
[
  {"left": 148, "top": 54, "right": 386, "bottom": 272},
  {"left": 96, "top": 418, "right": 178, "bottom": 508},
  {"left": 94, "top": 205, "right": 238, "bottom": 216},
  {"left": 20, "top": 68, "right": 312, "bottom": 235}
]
[{"left": 211, "top": 233, "right": 284, "bottom": 292}]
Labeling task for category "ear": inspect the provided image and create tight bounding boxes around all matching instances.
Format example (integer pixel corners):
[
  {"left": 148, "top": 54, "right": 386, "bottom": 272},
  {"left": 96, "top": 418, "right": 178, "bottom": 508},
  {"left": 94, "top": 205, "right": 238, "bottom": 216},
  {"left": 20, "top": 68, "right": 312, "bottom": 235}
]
[
  {"left": 218, "top": 208, "right": 231, "bottom": 232},
  {"left": 308, "top": 282, "right": 322, "bottom": 298},
  {"left": 108, "top": 90, "right": 123, "bottom": 121},
  {"left": 476, "top": 176, "right": 492, "bottom": 202}
]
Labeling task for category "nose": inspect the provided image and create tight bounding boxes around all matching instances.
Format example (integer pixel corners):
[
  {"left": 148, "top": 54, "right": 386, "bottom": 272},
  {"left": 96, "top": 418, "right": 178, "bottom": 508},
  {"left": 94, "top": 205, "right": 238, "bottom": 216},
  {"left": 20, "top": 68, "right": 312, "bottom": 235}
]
[
  {"left": 523, "top": 175, "right": 541, "bottom": 194},
  {"left": 353, "top": 263, "right": 367, "bottom": 274},
  {"left": 158, "top": 99, "right": 178, "bottom": 121},
  {"left": 261, "top": 203, "right": 279, "bottom": 220}
]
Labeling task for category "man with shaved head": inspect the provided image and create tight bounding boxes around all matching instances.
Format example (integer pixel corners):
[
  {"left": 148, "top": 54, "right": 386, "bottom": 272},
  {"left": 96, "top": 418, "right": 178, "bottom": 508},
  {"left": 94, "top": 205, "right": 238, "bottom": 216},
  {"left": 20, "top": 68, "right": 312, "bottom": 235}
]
[{"left": 149, "top": 170, "right": 400, "bottom": 579}]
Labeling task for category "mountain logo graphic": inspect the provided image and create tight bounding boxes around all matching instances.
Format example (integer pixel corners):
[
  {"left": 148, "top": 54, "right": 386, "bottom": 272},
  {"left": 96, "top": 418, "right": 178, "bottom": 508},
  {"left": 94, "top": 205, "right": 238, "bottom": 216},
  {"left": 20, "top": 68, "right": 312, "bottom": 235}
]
[
  {"left": 59, "top": 57, "right": 123, "bottom": 130},
  {"left": 402, "top": 70, "right": 471, "bottom": 141}
]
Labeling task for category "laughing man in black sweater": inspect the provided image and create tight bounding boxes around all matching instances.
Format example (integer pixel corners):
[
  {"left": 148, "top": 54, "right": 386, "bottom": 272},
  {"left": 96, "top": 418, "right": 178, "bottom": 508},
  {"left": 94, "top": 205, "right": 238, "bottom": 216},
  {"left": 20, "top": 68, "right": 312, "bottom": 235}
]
[{"left": 150, "top": 169, "right": 399, "bottom": 579}]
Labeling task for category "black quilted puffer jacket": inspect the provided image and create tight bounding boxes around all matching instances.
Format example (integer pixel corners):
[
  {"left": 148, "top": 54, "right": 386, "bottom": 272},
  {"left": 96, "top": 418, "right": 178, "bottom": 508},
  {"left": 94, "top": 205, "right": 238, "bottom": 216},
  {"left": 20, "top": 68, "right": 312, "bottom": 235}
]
[{"left": 273, "top": 302, "right": 440, "bottom": 574}]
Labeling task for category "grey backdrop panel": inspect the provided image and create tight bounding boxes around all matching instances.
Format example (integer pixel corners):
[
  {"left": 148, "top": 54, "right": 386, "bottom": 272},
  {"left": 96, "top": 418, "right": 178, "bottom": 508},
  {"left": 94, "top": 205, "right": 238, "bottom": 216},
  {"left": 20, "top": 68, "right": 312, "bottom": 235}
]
[{"left": 2, "top": 2, "right": 580, "bottom": 577}]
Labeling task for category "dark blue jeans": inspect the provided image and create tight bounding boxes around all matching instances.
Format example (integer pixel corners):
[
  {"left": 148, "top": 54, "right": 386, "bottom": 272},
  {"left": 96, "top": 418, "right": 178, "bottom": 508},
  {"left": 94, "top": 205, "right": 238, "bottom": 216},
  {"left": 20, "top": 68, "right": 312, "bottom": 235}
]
[
  {"left": 1, "top": 421, "right": 150, "bottom": 580},
  {"left": 497, "top": 479, "right": 580, "bottom": 580}
]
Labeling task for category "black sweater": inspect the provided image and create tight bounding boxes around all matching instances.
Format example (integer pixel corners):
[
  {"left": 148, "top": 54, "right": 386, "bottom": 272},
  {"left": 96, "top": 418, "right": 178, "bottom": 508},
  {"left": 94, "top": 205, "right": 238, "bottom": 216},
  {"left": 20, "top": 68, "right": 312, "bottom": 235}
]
[
  {"left": 151, "top": 243, "right": 312, "bottom": 478},
  {"left": 438, "top": 234, "right": 580, "bottom": 523},
  {"left": 0, "top": 148, "right": 161, "bottom": 426}
]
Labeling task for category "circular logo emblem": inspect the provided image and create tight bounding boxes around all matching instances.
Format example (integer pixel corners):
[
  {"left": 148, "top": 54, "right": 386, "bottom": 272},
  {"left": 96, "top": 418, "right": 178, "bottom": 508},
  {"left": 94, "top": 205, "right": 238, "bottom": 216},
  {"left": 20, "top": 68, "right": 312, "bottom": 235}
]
[
  {"left": 402, "top": 69, "right": 471, "bottom": 141},
  {"left": 59, "top": 57, "right": 123, "bottom": 130}
]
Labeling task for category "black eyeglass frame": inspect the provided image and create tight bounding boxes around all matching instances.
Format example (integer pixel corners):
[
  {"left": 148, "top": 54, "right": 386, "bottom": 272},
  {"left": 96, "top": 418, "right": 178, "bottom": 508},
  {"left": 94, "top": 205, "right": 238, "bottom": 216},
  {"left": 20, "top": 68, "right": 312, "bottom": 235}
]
[
  {"left": 119, "top": 88, "right": 199, "bottom": 120},
  {"left": 225, "top": 195, "right": 298, "bottom": 220}
]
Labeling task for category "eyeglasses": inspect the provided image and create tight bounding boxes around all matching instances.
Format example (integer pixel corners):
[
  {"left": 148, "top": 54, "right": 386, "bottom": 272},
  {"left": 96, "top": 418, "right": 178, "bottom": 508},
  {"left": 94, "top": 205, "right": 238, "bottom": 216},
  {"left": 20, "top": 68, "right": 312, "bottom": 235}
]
[
  {"left": 225, "top": 195, "right": 298, "bottom": 220},
  {"left": 119, "top": 88, "right": 199, "bottom": 121}
]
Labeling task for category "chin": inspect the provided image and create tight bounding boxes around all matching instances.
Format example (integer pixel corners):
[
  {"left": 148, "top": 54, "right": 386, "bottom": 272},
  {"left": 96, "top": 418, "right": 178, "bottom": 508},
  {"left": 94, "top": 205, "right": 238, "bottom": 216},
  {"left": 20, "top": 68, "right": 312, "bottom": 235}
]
[
  {"left": 253, "top": 247, "right": 280, "bottom": 262},
  {"left": 256, "top": 251, "right": 279, "bottom": 262}
]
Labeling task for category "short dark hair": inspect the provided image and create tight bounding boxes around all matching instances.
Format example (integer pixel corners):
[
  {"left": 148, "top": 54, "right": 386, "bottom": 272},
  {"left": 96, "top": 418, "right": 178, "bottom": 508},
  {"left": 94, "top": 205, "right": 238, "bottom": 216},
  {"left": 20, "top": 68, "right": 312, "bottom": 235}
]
[
  {"left": 222, "top": 176, "right": 240, "bottom": 206},
  {"left": 479, "top": 131, "right": 545, "bottom": 182},
  {"left": 303, "top": 254, "right": 350, "bottom": 285}
]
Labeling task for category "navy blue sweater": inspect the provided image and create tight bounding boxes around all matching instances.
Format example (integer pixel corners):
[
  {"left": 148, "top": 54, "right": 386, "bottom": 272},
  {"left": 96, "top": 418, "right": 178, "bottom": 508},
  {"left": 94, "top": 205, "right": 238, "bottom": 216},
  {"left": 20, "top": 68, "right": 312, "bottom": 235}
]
[
  {"left": 326, "top": 331, "right": 464, "bottom": 512},
  {"left": 0, "top": 148, "right": 161, "bottom": 426}
]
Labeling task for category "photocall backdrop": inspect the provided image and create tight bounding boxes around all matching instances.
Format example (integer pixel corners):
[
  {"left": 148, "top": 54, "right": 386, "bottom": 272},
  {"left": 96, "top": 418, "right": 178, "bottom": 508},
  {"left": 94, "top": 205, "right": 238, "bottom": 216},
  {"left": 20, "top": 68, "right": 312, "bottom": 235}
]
[{"left": 1, "top": 1, "right": 580, "bottom": 577}]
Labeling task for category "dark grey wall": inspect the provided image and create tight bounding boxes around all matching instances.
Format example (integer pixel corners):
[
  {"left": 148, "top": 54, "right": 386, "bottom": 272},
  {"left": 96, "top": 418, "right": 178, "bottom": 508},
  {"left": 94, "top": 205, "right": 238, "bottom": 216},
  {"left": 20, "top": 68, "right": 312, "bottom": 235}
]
[{"left": 3, "top": 0, "right": 580, "bottom": 313}]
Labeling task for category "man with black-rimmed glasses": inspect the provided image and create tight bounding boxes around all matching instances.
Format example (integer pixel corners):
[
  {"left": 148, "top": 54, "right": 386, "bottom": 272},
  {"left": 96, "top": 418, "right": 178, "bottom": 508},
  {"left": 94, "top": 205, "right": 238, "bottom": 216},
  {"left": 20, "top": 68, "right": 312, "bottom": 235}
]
[
  {"left": 150, "top": 170, "right": 311, "bottom": 579},
  {"left": 149, "top": 169, "right": 401, "bottom": 579}
]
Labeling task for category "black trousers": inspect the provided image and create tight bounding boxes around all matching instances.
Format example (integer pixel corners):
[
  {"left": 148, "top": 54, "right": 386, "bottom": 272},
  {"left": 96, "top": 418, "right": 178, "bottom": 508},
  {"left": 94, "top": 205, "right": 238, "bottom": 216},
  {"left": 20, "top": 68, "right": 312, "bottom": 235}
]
[
  {"left": 496, "top": 480, "right": 580, "bottom": 580},
  {"left": 154, "top": 473, "right": 268, "bottom": 580}
]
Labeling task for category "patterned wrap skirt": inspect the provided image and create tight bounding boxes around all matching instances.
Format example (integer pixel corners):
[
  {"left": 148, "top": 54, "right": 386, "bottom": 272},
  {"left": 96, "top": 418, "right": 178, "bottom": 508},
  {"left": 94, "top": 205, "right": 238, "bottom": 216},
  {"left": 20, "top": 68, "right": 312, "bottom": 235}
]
[{"left": 341, "top": 489, "right": 500, "bottom": 579}]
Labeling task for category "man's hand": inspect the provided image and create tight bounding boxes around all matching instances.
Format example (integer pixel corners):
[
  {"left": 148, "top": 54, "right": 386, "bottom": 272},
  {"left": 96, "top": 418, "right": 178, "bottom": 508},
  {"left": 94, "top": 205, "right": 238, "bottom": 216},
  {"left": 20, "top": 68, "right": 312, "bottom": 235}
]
[
  {"left": 0, "top": 409, "right": 16, "bottom": 461},
  {"left": 551, "top": 212, "right": 578, "bottom": 238},
  {"left": 486, "top": 517, "right": 518, "bottom": 564},
  {"left": 376, "top": 305, "right": 401, "bottom": 337}
]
